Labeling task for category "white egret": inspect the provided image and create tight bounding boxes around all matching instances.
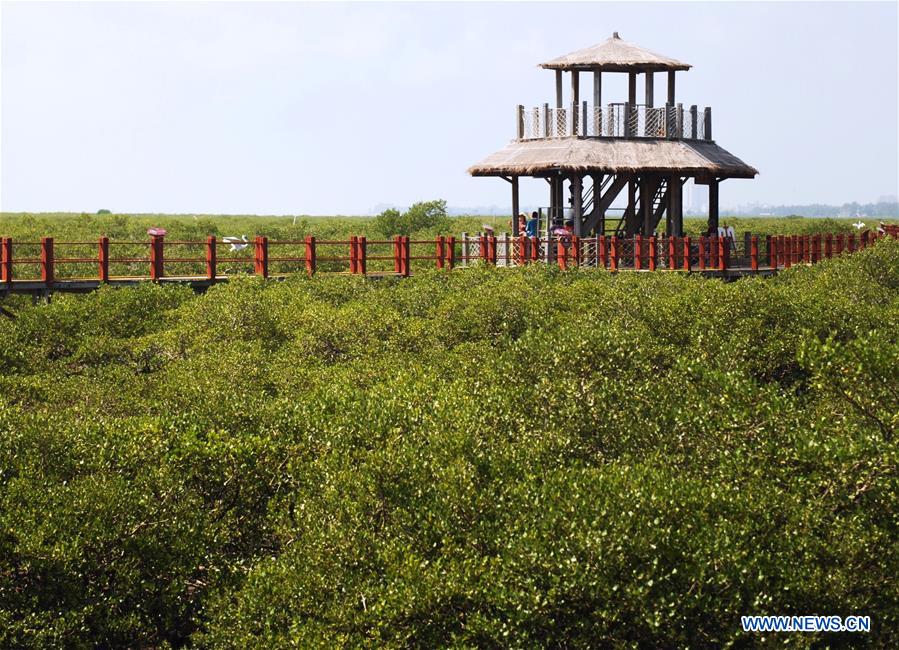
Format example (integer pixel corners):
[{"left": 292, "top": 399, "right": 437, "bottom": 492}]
[
  {"left": 223, "top": 235, "right": 249, "bottom": 251},
  {"left": 853, "top": 221, "right": 865, "bottom": 230}
]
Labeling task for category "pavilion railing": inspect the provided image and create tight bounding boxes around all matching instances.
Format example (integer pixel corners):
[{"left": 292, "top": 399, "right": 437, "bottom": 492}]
[{"left": 517, "top": 102, "right": 712, "bottom": 141}]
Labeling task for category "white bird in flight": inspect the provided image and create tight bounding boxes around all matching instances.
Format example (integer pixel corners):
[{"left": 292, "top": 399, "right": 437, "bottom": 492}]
[
  {"left": 223, "top": 235, "right": 249, "bottom": 251},
  {"left": 852, "top": 221, "right": 865, "bottom": 230}
]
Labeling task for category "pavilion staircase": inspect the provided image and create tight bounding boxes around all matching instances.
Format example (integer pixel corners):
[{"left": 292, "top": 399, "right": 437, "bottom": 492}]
[{"left": 612, "top": 178, "right": 669, "bottom": 237}]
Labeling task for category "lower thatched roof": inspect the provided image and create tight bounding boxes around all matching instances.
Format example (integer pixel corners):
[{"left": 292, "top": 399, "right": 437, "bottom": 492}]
[{"left": 468, "top": 138, "right": 758, "bottom": 179}]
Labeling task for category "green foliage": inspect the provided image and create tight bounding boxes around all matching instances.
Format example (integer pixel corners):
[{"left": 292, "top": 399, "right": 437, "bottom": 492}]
[
  {"left": 373, "top": 199, "right": 450, "bottom": 237},
  {"left": 96, "top": 208, "right": 112, "bottom": 214},
  {"left": 0, "top": 240, "right": 897, "bottom": 647}
]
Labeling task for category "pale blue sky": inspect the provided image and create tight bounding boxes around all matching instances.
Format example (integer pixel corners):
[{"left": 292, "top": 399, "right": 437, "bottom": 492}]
[{"left": 2, "top": 1, "right": 897, "bottom": 215}]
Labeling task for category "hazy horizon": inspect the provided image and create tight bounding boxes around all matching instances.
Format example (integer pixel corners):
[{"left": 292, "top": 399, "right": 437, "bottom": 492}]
[{"left": 2, "top": 1, "right": 897, "bottom": 216}]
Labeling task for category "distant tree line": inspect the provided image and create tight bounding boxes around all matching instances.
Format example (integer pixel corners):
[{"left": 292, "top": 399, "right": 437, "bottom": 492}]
[{"left": 725, "top": 201, "right": 898, "bottom": 218}]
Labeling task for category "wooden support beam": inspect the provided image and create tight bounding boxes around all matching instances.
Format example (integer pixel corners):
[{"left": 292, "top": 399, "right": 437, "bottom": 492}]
[
  {"left": 583, "top": 175, "right": 629, "bottom": 234},
  {"left": 555, "top": 70, "right": 563, "bottom": 108},
  {"left": 99, "top": 236, "right": 109, "bottom": 282},
  {"left": 206, "top": 236, "right": 216, "bottom": 281},
  {"left": 667, "top": 174, "right": 682, "bottom": 236},
  {"left": 571, "top": 174, "right": 583, "bottom": 237},
  {"left": 40, "top": 237, "right": 54, "bottom": 285},
  {"left": 667, "top": 70, "right": 675, "bottom": 105},
  {"left": 305, "top": 235, "right": 316, "bottom": 276},
  {"left": 511, "top": 176, "right": 520, "bottom": 236},
  {"left": 708, "top": 180, "right": 719, "bottom": 234},
  {"left": 593, "top": 71, "right": 601, "bottom": 107},
  {"left": 645, "top": 72, "right": 654, "bottom": 108},
  {"left": 628, "top": 72, "right": 637, "bottom": 105}
]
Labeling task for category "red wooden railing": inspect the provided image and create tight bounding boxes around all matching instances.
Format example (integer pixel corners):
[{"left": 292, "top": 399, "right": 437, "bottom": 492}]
[{"left": 0, "top": 228, "right": 896, "bottom": 289}]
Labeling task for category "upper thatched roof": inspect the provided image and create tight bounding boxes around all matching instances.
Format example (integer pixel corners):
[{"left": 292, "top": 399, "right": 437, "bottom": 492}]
[
  {"left": 540, "top": 32, "right": 691, "bottom": 72},
  {"left": 467, "top": 138, "right": 757, "bottom": 179}
]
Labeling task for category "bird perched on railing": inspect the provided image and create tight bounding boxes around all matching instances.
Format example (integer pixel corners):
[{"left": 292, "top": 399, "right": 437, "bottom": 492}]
[{"left": 223, "top": 235, "right": 249, "bottom": 251}]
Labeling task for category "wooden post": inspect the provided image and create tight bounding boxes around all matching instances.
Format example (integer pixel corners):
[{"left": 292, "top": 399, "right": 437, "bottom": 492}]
[
  {"left": 648, "top": 235, "right": 656, "bottom": 270},
  {"left": 593, "top": 71, "right": 601, "bottom": 134},
  {"left": 824, "top": 234, "right": 833, "bottom": 259},
  {"left": 447, "top": 236, "right": 456, "bottom": 270},
  {"left": 571, "top": 71, "right": 579, "bottom": 134},
  {"left": 403, "top": 236, "right": 411, "bottom": 276},
  {"left": 395, "top": 236, "right": 404, "bottom": 276},
  {"left": 516, "top": 105, "right": 524, "bottom": 140},
  {"left": 847, "top": 233, "right": 855, "bottom": 252},
  {"left": 598, "top": 235, "right": 607, "bottom": 268},
  {"left": 803, "top": 235, "right": 810, "bottom": 263},
  {"left": 358, "top": 236, "right": 367, "bottom": 275},
  {"left": 676, "top": 103, "right": 684, "bottom": 139},
  {"left": 572, "top": 174, "right": 583, "bottom": 237},
  {"left": 690, "top": 105, "right": 698, "bottom": 138},
  {"left": 683, "top": 236, "right": 692, "bottom": 271},
  {"left": 436, "top": 236, "right": 445, "bottom": 269},
  {"left": 555, "top": 70, "right": 563, "bottom": 108},
  {"left": 40, "top": 237, "right": 54, "bottom": 285},
  {"left": 461, "top": 232, "right": 469, "bottom": 266},
  {"left": 703, "top": 107, "right": 712, "bottom": 140},
  {"left": 501, "top": 232, "right": 510, "bottom": 266},
  {"left": 487, "top": 235, "right": 497, "bottom": 265},
  {"left": 609, "top": 236, "right": 618, "bottom": 271},
  {"left": 668, "top": 236, "right": 676, "bottom": 270},
  {"left": 206, "top": 236, "right": 216, "bottom": 281},
  {"left": 150, "top": 235, "right": 164, "bottom": 280},
  {"left": 667, "top": 70, "right": 675, "bottom": 105},
  {"left": 511, "top": 177, "right": 520, "bottom": 236},
  {"left": 750, "top": 235, "right": 759, "bottom": 271},
  {"left": 708, "top": 180, "right": 719, "bottom": 234},
  {"left": 634, "top": 234, "right": 642, "bottom": 270},
  {"left": 645, "top": 71, "right": 654, "bottom": 107},
  {"left": 641, "top": 176, "right": 653, "bottom": 236},
  {"left": 628, "top": 72, "right": 637, "bottom": 106},
  {"left": 698, "top": 236, "right": 707, "bottom": 270},
  {"left": 0, "top": 238, "right": 9, "bottom": 286},
  {"left": 349, "top": 236, "right": 358, "bottom": 274},
  {"left": 835, "top": 233, "right": 844, "bottom": 254},
  {"left": 99, "top": 236, "right": 109, "bottom": 282},
  {"left": 784, "top": 237, "right": 792, "bottom": 268},
  {"left": 254, "top": 236, "right": 269, "bottom": 278},
  {"left": 543, "top": 103, "right": 550, "bottom": 138},
  {"left": 305, "top": 235, "right": 316, "bottom": 276},
  {"left": 717, "top": 236, "right": 726, "bottom": 271},
  {"left": 769, "top": 236, "right": 777, "bottom": 268}
]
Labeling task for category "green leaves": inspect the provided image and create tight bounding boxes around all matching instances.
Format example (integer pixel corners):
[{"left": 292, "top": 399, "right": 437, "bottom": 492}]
[{"left": 0, "top": 240, "right": 897, "bottom": 647}]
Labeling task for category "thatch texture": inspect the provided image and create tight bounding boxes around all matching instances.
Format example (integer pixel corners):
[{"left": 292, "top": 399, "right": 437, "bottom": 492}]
[
  {"left": 540, "top": 32, "right": 691, "bottom": 72},
  {"left": 467, "top": 138, "right": 758, "bottom": 178}
]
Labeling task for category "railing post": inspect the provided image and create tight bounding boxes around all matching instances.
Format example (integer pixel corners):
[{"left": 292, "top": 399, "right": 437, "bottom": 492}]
[
  {"left": 206, "top": 236, "right": 216, "bottom": 282},
  {"left": 703, "top": 107, "right": 712, "bottom": 141},
  {"left": 478, "top": 233, "right": 487, "bottom": 263},
  {"left": 598, "top": 235, "right": 607, "bottom": 268},
  {"left": 393, "top": 235, "right": 402, "bottom": 274},
  {"left": 543, "top": 103, "right": 550, "bottom": 138},
  {"left": 824, "top": 233, "right": 833, "bottom": 259},
  {"left": 99, "top": 236, "right": 109, "bottom": 282},
  {"left": 0, "top": 238, "right": 9, "bottom": 286},
  {"left": 690, "top": 105, "right": 698, "bottom": 139},
  {"left": 349, "top": 236, "right": 358, "bottom": 274},
  {"left": 254, "top": 236, "right": 269, "bottom": 278},
  {"left": 461, "top": 232, "right": 469, "bottom": 266},
  {"left": 358, "top": 236, "right": 367, "bottom": 275},
  {"left": 436, "top": 236, "right": 445, "bottom": 269},
  {"left": 40, "top": 237, "right": 54, "bottom": 285},
  {"left": 802, "top": 235, "right": 810, "bottom": 263},
  {"left": 609, "top": 236, "right": 618, "bottom": 271},
  {"left": 648, "top": 236, "right": 656, "bottom": 271},
  {"left": 402, "top": 235, "right": 411, "bottom": 276},
  {"left": 634, "top": 234, "right": 642, "bottom": 270},
  {"left": 676, "top": 103, "right": 684, "bottom": 139},
  {"left": 487, "top": 235, "right": 497, "bottom": 265},
  {"left": 668, "top": 236, "right": 676, "bottom": 270},
  {"left": 683, "top": 236, "right": 692, "bottom": 271},
  {"left": 447, "top": 236, "right": 456, "bottom": 270},
  {"left": 718, "top": 236, "right": 726, "bottom": 271},
  {"left": 698, "top": 236, "right": 706, "bottom": 270},
  {"left": 750, "top": 235, "right": 758, "bottom": 272},
  {"left": 624, "top": 103, "right": 632, "bottom": 138},
  {"left": 582, "top": 101, "right": 588, "bottom": 137},
  {"left": 502, "top": 232, "right": 511, "bottom": 266},
  {"left": 784, "top": 237, "right": 792, "bottom": 268},
  {"left": 835, "top": 233, "right": 844, "bottom": 255},
  {"left": 150, "top": 235, "right": 164, "bottom": 280},
  {"left": 305, "top": 235, "right": 316, "bottom": 276},
  {"left": 769, "top": 236, "right": 777, "bottom": 269},
  {"left": 516, "top": 104, "right": 524, "bottom": 140}
]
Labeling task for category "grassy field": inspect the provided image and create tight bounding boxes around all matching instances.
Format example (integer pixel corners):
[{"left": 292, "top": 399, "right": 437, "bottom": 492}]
[{"left": 0, "top": 228, "right": 897, "bottom": 647}]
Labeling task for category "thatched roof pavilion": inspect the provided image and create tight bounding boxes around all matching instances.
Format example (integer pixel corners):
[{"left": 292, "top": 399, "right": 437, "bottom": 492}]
[{"left": 468, "top": 32, "right": 758, "bottom": 238}]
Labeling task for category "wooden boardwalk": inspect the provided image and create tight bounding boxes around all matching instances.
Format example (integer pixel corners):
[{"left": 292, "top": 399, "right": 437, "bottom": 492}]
[{"left": 0, "top": 231, "right": 891, "bottom": 297}]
